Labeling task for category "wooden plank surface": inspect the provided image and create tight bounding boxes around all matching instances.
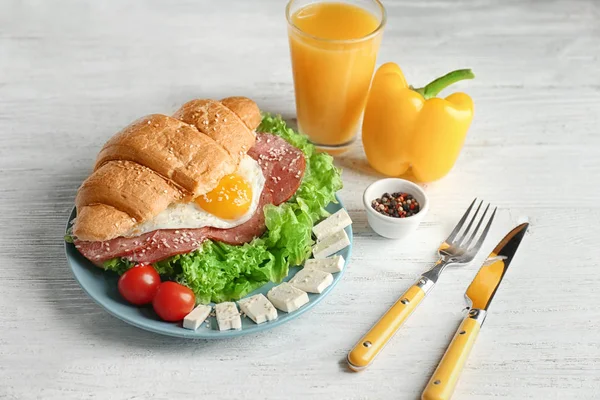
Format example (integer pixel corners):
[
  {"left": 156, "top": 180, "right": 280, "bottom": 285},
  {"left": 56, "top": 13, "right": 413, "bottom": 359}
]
[{"left": 1, "top": 0, "right": 599, "bottom": 398}]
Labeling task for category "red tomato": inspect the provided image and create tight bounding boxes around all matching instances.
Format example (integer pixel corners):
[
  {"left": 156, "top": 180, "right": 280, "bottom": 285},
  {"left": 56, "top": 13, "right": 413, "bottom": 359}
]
[
  {"left": 118, "top": 264, "right": 161, "bottom": 305},
  {"left": 152, "top": 281, "right": 195, "bottom": 322}
]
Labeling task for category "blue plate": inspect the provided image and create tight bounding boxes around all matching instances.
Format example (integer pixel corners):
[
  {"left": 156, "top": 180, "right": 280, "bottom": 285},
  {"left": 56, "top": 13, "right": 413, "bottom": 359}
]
[{"left": 64, "top": 198, "right": 352, "bottom": 338}]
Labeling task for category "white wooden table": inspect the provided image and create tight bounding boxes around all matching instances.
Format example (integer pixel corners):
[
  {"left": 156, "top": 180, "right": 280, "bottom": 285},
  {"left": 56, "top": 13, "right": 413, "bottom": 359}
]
[{"left": 2, "top": 1, "right": 599, "bottom": 399}]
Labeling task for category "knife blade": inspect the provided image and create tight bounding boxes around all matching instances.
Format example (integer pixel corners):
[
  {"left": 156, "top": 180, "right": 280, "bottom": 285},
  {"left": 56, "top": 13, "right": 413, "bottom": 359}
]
[{"left": 422, "top": 223, "right": 529, "bottom": 400}]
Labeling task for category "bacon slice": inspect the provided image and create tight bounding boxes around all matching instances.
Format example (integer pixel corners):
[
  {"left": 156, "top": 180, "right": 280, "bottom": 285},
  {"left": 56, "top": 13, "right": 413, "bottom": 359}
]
[
  {"left": 248, "top": 133, "right": 305, "bottom": 205},
  {"left": 74, "top": 133, "right": 305, "bottom": 265},
  {"left": 75, "top": 228, "right": 209, "bottom": 265}
]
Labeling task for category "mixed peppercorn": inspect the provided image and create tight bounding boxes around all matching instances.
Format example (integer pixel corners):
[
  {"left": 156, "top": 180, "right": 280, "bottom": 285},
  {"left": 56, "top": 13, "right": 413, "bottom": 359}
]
[{"left": 371, "top": 192, "right": 420, "bottom": 218}]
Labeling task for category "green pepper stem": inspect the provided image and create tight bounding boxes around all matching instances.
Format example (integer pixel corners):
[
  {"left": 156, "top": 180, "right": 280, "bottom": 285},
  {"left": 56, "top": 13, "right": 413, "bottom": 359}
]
[{"left": 412, "top": 69, "right": 475, "bottom": 99}]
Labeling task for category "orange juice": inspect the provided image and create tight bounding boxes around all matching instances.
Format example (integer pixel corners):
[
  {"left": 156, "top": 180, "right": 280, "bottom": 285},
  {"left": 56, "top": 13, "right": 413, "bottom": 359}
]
[{"left": 287, "top": 1, "right": 385, "bottom": 149}]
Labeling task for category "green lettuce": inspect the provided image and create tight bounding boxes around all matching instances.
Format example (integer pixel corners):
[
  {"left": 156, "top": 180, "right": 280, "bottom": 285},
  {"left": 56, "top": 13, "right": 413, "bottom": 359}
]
[{"left": 103, "top": 114, "right": 342, "bottom": 303}]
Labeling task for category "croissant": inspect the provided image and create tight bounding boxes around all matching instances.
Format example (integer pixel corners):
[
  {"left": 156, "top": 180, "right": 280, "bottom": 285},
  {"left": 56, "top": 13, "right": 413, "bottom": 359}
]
[{"left": 73, "top": 97, "right": 261, "bottom": 242}]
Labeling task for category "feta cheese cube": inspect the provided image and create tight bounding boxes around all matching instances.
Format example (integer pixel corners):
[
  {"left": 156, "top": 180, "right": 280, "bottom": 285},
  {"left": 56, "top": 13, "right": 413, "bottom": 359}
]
[
  {"left": 312, "top": 229, "right": 350, "bottom": 259},
  {"left": 267, "top": 282, "right": 309, "bottom": 313},
  {"left": 304, "top": 255, "right": 345, "bottom": 274},
  {"left": 183, "top": 304, "right": 212, "bottom": 330},
  {"left": 238, "top": 293, "right": 278, "bottom": 324},
  {"left": 312, "top": 209, "right": 352, "bottom": 241},
  {"left": 289, "top": 269, "right": 333, "bottom": 294},
  {"left": 215, "top": 302, "right": 242, "bottom": 331}
]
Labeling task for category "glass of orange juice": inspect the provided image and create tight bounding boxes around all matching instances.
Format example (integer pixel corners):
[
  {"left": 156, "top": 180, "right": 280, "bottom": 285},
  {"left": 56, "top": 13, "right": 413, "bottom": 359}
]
[{"left": 286, "top": 0, "right": 386, "bottom": 153}]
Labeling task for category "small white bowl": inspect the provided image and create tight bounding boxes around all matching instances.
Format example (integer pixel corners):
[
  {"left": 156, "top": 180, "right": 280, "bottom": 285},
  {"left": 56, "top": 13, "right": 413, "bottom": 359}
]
[{"left": 363, "top": 178, "right": 429, "bottom": 239}]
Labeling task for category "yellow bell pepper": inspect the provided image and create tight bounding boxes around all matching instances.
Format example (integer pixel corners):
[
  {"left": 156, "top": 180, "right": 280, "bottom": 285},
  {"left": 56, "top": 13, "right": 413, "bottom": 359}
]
[{"left": 362, "top": 63, "right": 475, "bottom": 182}]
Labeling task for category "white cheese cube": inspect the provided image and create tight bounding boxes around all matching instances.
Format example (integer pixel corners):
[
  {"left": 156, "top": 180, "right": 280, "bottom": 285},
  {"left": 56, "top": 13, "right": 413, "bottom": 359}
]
[
  {"left": 238, "top": 294, "right": 278, "bottom": 324},
  {"left": 304, "top": 255, "right": 345, "bottom": 273},
  {"left": 312, "top": 229, "right": 350, "bottom": 259},
  {"left": 183, "top": 304, "right": 212, "bottom": 330},
  {"left": 312, "top": 209, "right": 352, "bottom": 241},
  {"left": 267, "top": 282, "right": 309, "bottom": 313},
  {"left": 289, "top": 269, "right": 333, "bottom": 294},
  {"left": 215, "top": 302, "right": 242, "bottom": 331}
]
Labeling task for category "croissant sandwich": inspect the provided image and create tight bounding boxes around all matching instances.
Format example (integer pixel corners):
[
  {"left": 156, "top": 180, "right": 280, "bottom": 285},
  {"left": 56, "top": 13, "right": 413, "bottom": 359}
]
[
  {"left": 74, "top": 97, "right": 260, "bottom": 241},
  {"left": 67, "top": 96, "right": 343, "bottom": 303}
]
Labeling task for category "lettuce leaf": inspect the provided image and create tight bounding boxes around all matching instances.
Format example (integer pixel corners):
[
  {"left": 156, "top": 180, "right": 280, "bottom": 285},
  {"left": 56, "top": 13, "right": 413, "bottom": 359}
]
[
  {"left": 103, "top": 257, "right": 132, "bottom": 275},
  {"left": 103, "top": 114, "right": 342, "bottom": 303}
]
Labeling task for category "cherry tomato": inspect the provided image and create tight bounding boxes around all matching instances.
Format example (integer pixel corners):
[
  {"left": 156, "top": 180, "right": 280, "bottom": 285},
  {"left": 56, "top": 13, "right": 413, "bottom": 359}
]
[
  {"left": 118, "top": 264, "right": 161, "bottom": 305},
  {"left": 152, "top": 281, "right": 195, "bottom": 322}
]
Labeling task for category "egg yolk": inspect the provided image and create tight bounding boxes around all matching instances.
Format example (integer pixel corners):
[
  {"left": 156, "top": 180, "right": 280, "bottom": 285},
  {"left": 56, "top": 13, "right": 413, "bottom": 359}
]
[{"left": 195, "top": 174, "right": 253, "bottom": 220}]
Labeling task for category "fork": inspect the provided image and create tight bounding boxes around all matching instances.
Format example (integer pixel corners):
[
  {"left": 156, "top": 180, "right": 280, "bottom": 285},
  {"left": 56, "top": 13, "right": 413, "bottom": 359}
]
[{"left": 347, "top": 199, "right": 497, "bottom": 372}]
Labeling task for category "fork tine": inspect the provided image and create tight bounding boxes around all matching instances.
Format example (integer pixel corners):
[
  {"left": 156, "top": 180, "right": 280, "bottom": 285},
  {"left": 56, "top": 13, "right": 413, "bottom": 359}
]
[
  {"left": 468, "top": 207, "right": 497, "bottom": 254},
  {"left": 445, "top": 198, "right": 477, "bottom": 244},
  {"left": 455, "top": 200, "right": 483, "bottom": 246},
  {"left": 462, "top": 203, "right": 490, "bottom": 249}
]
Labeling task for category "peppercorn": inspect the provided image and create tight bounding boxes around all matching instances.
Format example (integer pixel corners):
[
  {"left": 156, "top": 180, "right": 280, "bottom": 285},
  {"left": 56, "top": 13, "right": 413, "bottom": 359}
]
[{"left": 371, "top": 191, "right": 421, "bottom": 218}]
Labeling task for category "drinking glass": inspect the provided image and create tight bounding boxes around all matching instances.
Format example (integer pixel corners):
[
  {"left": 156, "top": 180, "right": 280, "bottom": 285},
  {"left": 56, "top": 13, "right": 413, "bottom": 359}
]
[{"left": 286, "top": 0, "right": 386, "bottom": 153}]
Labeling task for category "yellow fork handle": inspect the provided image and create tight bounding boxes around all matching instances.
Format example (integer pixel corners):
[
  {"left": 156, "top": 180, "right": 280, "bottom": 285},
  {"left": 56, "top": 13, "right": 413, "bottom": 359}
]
[
  {"left": 347, "top": 284, "right": 426, "bottom": 371},
  {"left": 422, "top": 316, "right": 481, "bottom": 400}
]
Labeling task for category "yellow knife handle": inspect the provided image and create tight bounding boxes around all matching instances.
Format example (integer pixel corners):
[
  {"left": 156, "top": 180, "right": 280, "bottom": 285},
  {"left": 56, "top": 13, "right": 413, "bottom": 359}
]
[
  {"left": 421, "top": 311, "right": 484, "bottom": 400},
  {"left": 347, "top": 284, "right": 427, "bottom": 371}
]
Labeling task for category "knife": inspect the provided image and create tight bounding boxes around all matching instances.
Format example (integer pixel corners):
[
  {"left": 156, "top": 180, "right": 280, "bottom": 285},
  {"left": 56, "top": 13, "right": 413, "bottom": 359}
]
[{"left": 421, "top": 222, "right": 529, "bottom": 400}]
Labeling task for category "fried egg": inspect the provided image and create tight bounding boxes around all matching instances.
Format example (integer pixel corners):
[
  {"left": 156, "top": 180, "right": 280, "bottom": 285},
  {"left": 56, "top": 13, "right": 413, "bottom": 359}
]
[{"left": 126, "top": 155, "right": 265, "bottom": 236}]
